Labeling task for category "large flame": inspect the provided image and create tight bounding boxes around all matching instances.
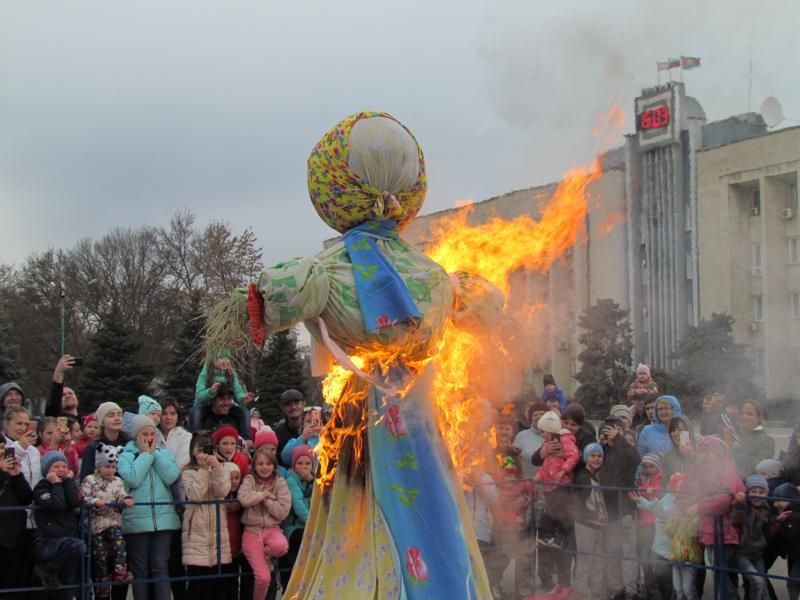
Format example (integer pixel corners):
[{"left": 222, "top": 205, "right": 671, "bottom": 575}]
[{"left": 423, "top": 161, "right": 602, "bottom": 474}]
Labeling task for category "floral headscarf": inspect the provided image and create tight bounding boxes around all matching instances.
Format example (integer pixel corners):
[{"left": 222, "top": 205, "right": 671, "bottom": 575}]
[{"left": 307, "top": 111, "right": 427, "bottom": 233}]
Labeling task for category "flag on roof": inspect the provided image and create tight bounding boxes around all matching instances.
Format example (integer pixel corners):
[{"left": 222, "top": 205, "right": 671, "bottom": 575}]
[
  {"left": 681, "top": 56, "right": 701, "bottom": 69},
  {"left": 657, "top": 58, "right": 681, "bottom": 71}
]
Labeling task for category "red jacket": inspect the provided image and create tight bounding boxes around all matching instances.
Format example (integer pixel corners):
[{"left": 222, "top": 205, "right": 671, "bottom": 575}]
[
  {"left": 636, "top": 470, "right": 662, "bottom": 526},
  {"left": 688, "top": 459, "right": 744, "bottom": 546}
]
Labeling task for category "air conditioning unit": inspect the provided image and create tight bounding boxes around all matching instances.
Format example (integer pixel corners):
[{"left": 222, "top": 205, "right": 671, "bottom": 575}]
[
  {"left": 557, "top": 341, "right": 569, "bottom": 352},
  {"left": 782, "top": 208, "right": 795, "bottom": 220},
  {"left": 750, "top": 322, "right": 761, "bottom": 332},
  {"left": 751, "top": 206, "right": 761, "bottom": 216},
  {"left": 750, "top": 267, "right": 762, "bottom": 276}
]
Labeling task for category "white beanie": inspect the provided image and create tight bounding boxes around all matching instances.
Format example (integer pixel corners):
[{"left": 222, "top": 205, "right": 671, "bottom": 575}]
[
  {"left": 129, "top": 414, "right": 156, "bottom": 439},
  {"left": 96, "top": 402, "right": 123, "bottom": 427},
  {"left": 537, "top": 411, "right": 562, "bottom": 434}
]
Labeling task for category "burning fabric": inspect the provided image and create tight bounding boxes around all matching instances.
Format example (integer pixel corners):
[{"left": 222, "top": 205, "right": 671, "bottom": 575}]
[{"left": 204, "top": 110, "right": 600, "bottom": 599}]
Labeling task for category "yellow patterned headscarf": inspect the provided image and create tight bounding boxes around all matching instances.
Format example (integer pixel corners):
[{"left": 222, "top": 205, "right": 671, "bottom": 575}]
[{"left": 307, "top": 111, "right": 427, "bottom": 233}]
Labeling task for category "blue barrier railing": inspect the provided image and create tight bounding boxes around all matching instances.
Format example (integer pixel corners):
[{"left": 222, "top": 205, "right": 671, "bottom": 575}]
[{"left": 1, "top": 480, "right": 798, "bottom": 599}]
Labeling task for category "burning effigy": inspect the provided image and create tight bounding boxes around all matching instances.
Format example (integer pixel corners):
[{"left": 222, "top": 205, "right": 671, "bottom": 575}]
[{"left": 203, "top": 110, "right": 599, "bottom": 599}]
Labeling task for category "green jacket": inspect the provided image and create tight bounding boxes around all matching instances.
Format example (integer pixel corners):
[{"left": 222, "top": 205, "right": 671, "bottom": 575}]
[
  {"left": 731, "top": 427, "right": 775, "bottom": 479},
  {"left": 283, "top": 470, "right": 312, "bottom": 539},
  {"left": 194, "top": 364, "right": 247, "bottom": 406}
]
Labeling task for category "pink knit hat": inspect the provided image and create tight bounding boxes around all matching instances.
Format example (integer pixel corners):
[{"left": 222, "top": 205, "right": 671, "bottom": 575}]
[
  {"left": 254, "top": 429, "right": 279, "bottom": 451},
  {"left": 291, "top": 444, "right": 314, "bottom": 470}
]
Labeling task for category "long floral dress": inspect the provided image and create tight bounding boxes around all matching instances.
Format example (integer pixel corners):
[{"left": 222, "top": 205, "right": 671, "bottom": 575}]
[{"left": 251, "top": 230, "right": 491, "bottom": 599}]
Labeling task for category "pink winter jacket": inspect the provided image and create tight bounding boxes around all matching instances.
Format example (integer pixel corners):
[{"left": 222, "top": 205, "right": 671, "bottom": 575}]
[
  {"left": 538, "top": 430, "right": 580, "bottom": 492},
  {"left": 238, "top": 474, "right": 291, "bottom": 533},
  {"left": 691, "top": 464, "right": 744, "bottom": 546}
]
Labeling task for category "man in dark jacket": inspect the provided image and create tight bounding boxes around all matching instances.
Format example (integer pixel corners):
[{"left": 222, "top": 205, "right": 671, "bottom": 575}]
[
  {"left": 273, "top": 389, "right": 305, "bottom": 466},
  {"left": 45, "top": 355, "right": 81, "bottom": 423},
  {"left": 598, "top": 418, "right": 639, "bottom": 600},
  {"left": 32, "top": 451, "right": 86, "bottom": 592},
  {"left": 200, "top": 384, "right": 247, "bottom": 437}
]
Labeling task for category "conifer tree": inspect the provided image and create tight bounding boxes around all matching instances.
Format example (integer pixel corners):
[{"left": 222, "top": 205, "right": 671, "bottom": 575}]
[
  {"left": 0, "top": 305, "right": 23, "bottom": 382},
  {"left": 162, "top": 294, "right": 205, "bottom": 407},
  {"left": 574, "top": 298, "right": 634, "bottom": 416},
  {"left": 255, "top": 328, "right": 309, "bottom": 425},
  {"left": 79, "top": 306, "right": 153, "bottom": 413}
]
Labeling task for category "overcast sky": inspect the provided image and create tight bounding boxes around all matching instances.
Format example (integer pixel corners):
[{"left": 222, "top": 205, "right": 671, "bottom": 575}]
[{"left": 2, "top": 0, "right": 798, "bottom": 269}]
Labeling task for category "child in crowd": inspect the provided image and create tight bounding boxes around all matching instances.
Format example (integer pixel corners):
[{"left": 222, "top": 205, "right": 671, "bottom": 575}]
[
  {"left": 632, "top": 452, "right": 663, "bottom": 598},
  {"left": 281, "top": 445, "right": 315, "bottom": 586},
  {"left": 181, "top": 432, "right": 232, "bottom": 600},
  {"left": 280, "top": 407, "right": 323, "bottom": 468},
  {"left": 214, "top": 426, "right": 251, "bottom": 476},
  {"left": 32, "top": 451, "right": 87, "bottom": 594},
  {"left": 222, "top": 462, "right": 250, "bottom": 600},
  {"left": 541, "top": 374, "right": 567, "bottom": 413},
  {"left": 756, "top": 459, "right": 785, "bottom": 498},
  {"left": 731, "top": 475, "right": 771, "bottom": 600},
  {"left": 664, "top": 474, "right": 702, "bottom": 600},
  {"left": 535, "top": 410, "right": 579, "bottom": 549},
  {"left": 37, "top": 417, "right": 79, "bottom": 474},
  {"left": 73, "top": 414, "right": 100, "bottom": 458},
  {"left": 0, "top": 437, "right": 34, "bottom": 595},
  {"left": 253, "top": 430, "right": 286, "bottom": 477},
  {"left": 572, "top": 443, "right": 608, "bottom": 600},
  {"left": 238, "top": 446, "right": 291, "bottom": 600},
  {"left": 631, "top": 470, "right": 679, "bottom": 600},
  {"left": 80, "top": 443, "right": 134, "bottom": 597},
  {"left": 80, "top": 402, "right": 130, "bottom": 482},
  {"left": 768, "top": 483, "right": 800, "bottom": 600},
  {"left": 191, "top": 354, "right": 253, "bottom": 436}
]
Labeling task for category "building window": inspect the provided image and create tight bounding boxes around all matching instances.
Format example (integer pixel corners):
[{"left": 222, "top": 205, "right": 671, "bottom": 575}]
[
  {"left": 753, "top": 295, "right": 764, "bottom": 322},
  {"left": 754, "top": 349, "right": 765, "bottom": 372},
  {"left": 791, "top": 291, "right": 800, "bottom": 319},
  {"left": 789, "top": 182, "right": 798, "bottom": 211},
  {"left": 789, "top": 237, "right": 800, "bottom": 264},
  {"left": 751, "top": 242, "right": 762, "bottom": 271},
  {"left": 751, "top": 188, "right": 761, "bottom": 216}
]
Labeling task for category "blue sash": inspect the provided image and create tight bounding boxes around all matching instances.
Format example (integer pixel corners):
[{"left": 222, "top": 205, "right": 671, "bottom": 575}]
[{"left": 342, "top": 221, "right": 421, "bottom": 332}]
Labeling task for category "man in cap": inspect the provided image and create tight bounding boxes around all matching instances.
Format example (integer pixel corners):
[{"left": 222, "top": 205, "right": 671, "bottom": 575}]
[
  {"left": 273, "top": 389, "right": 305, "bottom": 467},
  {"left": 199, "top": 384, "right": 248, "bottom": 438}
]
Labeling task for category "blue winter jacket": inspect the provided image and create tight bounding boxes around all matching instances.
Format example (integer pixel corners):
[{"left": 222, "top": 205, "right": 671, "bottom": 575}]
[
  {"left": 117, "top": 441, "right": 181, "bottom": 534},
  {"left": 541, "top": 386, "right": 567, "bottom": 412},
  {"left": 637, "top": 396, "right": 682, "bottom": 457}
]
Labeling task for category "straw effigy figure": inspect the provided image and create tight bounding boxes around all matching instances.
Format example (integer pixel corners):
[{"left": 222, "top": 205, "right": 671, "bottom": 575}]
[{"left": 205, "top": 111, "right": 497, "bottom": 599}]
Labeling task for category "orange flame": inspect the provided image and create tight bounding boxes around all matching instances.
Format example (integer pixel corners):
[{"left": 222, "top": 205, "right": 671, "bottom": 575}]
[
  {"left": 427, "top": 160, "right": 601, "bottom": 295},
  {"left": 423, "top": 161, "right": 602, "bottom": 474}
]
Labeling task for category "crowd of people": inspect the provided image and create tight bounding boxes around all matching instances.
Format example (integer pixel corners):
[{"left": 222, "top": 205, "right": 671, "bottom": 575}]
[
  {"left": 467, "top": 366, "right": 800, "bottom": 600},
  {"left": 0, "top": 354, "right": 322, "bottom": 600},
  {"left": 1, "top": 357, "right": 800, "bottom": 600}
]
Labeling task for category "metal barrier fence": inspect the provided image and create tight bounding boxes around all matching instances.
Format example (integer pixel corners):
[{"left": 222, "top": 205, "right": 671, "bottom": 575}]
[
  {"left": 465, "top": 477, "right": 800, "bottom": 600},
  {"left": 1, "top": 480, "right": 798, "bottom": 599},
  {"left": 0, "top": 498, "right": 270, "bottom": 600}
]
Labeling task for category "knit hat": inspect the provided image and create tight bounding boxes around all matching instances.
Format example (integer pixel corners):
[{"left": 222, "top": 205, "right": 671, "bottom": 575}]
[
  {"left": 696, "top": 435, "right": 728, "bottom": 458},
  {"left": 773, "top": 483, "right": 800, "bottom": 501},
  {"left": 138, "top": 395, "right": 162, "bottom": 416},
  {"left": 610, "top": 405, "right": 632, "bottom": 421},
  {"left": 95, "top": 402, "right": 123, "bottom": 427},
  {"left": 583, "top": 442, "right": 604, "bottom": 463},
  {"left": 542, "top": 374, "right": 556, "bottom": 388},
  {"left": 221, "top": 461, "right": 240, "bottom": 476},
  {"left": 212, "top": 426, "right": 240, "bottom": 446},
  {"left": 81, "top": 414, "right": 97, "bottom": 428},
  {"left": 562, "top": 403, "right": 585, "bottom": 425},
  {"left": 280, "top": 389, "right": 304, "bottom": 405},
  {"left": 41, "top": 450, "right": 67, "bottom": 477},
  {"left": 636, "top": 364, "right": 650, "bottom": 376},
  {"left": 291, "top": 444, "right": 315, "bottom": 470},
  {"left": 95, "top": 443, "right": 123, "bottom": 467},
  {"left": 254, "top": 429, "right": 279, "bottom": 451},
  {"left": 641, "top": 452, "right": 662, "bottom": 469},
  {"left": 755, "top": 459, "right": 782, "bottom": 479},
  {"left": 129, "top": 414, "right": 156, "bottom": 439},
  {"left": 537, "top": 411, "right": 562, "bottom": 434},
  {"left": 745, "top": 475, "right": 769, "bottom": 493}
]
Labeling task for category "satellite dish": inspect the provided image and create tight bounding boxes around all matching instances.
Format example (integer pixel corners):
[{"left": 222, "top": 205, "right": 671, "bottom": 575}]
[{"left": 760, "top": 97, "right": 784, "bottom": 128}]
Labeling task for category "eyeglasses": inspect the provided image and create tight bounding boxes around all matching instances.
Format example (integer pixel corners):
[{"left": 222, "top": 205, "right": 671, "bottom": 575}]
[{"left": 303, "top": 406, "right": 321, "bottom": 413}]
